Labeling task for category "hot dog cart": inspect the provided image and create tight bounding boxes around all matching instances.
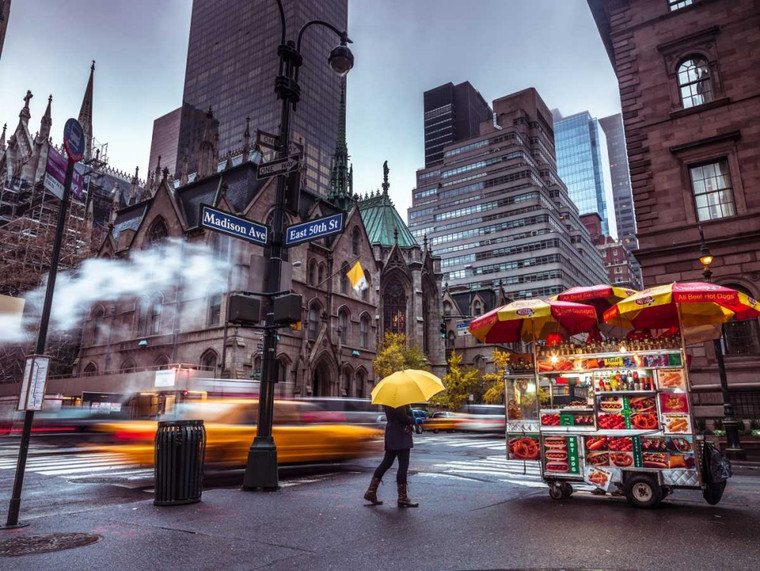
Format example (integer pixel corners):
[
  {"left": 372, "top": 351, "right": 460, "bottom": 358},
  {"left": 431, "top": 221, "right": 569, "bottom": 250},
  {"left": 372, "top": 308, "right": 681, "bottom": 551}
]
[{"left": 509, "top": 338, "right": 721, "bottom": 508}]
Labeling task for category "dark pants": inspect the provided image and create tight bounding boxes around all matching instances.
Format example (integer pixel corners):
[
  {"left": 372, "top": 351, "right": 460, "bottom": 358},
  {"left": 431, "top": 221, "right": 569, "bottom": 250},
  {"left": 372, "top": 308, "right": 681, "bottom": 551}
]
[{"left": 373, "top": 449, "right": 410, "bottom": 484}]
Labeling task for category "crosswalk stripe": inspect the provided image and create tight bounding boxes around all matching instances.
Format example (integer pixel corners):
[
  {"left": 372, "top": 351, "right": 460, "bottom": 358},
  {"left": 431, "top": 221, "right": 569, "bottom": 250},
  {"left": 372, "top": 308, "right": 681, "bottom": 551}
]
[
  {"left": 36, "top": 464, "right": 148, "bottom": 476},
  {"left": 67, "top": 469, "right": 153, "bottom": 480}
]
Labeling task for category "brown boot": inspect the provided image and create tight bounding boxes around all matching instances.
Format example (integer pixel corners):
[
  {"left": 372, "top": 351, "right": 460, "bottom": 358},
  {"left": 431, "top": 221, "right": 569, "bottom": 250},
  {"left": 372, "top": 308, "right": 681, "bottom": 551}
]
[
  {"left": 363, "top": 477, "right": 383, "bottom": 505},
  {"left": 397, "top": 482, "right": 419, "bottom": 508}
]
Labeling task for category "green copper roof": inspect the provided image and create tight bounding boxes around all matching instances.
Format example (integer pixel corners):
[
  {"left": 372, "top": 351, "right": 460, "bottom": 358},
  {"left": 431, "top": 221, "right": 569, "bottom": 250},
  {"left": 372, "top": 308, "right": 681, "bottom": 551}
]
[{"left": 358, "top": 164, "right": 418, "bottom": 248}]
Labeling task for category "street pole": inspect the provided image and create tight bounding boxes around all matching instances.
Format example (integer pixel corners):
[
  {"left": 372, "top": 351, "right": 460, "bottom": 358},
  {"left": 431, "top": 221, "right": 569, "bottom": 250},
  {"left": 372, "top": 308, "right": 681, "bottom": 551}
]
[
  {"left": 4, "top": 159, "right": 74, "bottom": 528},
  {"left": 243, "top": 0, "right": 353, "bottom": 490},
  {"left": 699, "top": 227, "right": 746, "bottom": 460}
]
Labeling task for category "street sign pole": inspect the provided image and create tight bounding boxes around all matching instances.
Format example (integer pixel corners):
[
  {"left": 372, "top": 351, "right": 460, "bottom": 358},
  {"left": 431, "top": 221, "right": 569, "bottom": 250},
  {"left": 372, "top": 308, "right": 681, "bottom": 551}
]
[{"left": 4, "top": 131, "right": 78, "bottom": 528}]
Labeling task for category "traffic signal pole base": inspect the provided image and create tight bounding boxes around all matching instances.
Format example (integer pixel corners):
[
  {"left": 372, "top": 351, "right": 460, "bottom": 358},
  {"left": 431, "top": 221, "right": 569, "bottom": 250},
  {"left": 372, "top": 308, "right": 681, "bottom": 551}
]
[{"left": 242, "top": 437, "right": 279, "bottom": 491}]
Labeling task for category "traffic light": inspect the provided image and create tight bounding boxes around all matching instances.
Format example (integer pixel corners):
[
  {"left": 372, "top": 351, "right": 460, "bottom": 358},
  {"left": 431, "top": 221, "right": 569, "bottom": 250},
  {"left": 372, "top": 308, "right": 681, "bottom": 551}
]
[{"left": 440, "top": 321, "right": 447, "bottom": 339}]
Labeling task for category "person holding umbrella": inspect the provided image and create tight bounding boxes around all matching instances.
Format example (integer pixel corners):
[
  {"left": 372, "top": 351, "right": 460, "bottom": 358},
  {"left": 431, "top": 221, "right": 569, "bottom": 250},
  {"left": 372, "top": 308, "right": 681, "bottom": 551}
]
[{"left": 363, "top": 369, "right": 444, "bottom": 508}]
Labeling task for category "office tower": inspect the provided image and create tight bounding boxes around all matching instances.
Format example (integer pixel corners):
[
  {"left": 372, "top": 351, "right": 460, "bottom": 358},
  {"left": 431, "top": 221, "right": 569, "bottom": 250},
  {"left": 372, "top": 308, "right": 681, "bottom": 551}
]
[
  {"left": 423, "top": 81, "right": 492, "bottom": 168},
  {"left": 409, "top": 88, "right": 607, "bottom": 299},
  {"left": 175, "top": 0, "right": 347, "bottom": 193},
  {"left": 581, "top": 213, "right": 642, "bottom": 291},
  {"left": 148, "top": 108, "right": 182, "bottom": 175},
  {"left": 599, "top": 113, "right": 637, "bottom": 250},
  {"left": 553, "top": 111, "right": 611, "bottom": 235},
  {"left": 589, "top": 0, "right": 760, "bottom": 411},
  {"left": 0, "top": 0, "right": 9, "bottom": 61}
]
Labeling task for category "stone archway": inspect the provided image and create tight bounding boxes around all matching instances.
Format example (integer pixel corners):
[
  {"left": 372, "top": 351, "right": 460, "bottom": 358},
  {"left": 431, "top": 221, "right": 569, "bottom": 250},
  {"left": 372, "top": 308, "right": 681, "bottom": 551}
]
[{"left": 312, "top": 354, "right": 337, "bottom": 397}]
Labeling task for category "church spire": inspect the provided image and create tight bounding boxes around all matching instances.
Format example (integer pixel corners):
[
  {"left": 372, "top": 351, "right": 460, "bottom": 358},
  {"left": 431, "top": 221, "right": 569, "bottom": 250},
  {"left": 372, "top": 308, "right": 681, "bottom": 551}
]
[
  {"left": 38, "top": 95, "right": 52, "bottom": 142},
  {"left": 242, "top": 116, "right": 251, "bottom": 163},
  {"left": 0, "top": 124, "right": 7, "bottom": 152},
  {"left": 327, "top": 77, "right": 351, "bottom": 210},
  {"left": 382, "top": 160, "right": 390, "bottom": 196},
  {"left": 19, "top": 90, "right": 32, "bottom": 129},
  {"left": 78, "top": 61, "right": 95, "bottom": 160},
  {"left": 197, "top": 107, "right": 217, "bottom": 179}
]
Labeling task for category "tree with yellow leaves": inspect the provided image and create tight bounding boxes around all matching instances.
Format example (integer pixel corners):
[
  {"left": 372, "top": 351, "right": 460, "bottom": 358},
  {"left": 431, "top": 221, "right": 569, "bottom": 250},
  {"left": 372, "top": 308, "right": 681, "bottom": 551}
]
[
  {"left": 372, "top": 332, "right": 429, "bottom": 380},
  {"left": 429, "top": 350, "right": 480, "bottom": 410},
  {"left": 482, "top": 348, "right": 511, "bottom": 404}
]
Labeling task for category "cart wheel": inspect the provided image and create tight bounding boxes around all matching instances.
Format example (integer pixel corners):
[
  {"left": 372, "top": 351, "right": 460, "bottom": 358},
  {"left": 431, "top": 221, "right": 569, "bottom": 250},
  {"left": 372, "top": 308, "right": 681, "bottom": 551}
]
[
  {"left": 703, "top": 481, "right": 726, "bottom": 506},
  {"left": 548, "top": 483, "right": 564, "bottom": 500},
  {"left": 560, "top": 482, "right": 573, "bottom": 498},
  {"left": 624, "top": 474, "right": 663, "bottom": 509}
]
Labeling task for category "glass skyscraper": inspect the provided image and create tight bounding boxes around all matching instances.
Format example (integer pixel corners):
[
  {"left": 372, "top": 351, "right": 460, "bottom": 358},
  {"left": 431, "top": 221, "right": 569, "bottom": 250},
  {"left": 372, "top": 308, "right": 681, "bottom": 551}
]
[
  {"left": 175, "top": 0, "right": 347, "bottom": 194},
  {"left": 553, "top": 111, "right": 611, "bottom": 235}
]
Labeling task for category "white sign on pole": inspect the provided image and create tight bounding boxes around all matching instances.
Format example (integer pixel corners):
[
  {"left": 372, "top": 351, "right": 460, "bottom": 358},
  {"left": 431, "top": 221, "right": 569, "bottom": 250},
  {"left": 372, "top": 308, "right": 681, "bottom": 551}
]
[
  {"left": 457, "top": 321, "right": 471, "bottom": 336},
  {"left": 18, "top": 355, "right": 50, "bottom": 411},
  {"left": 154, "top": 368, "right": 177, "bottom": 388}
]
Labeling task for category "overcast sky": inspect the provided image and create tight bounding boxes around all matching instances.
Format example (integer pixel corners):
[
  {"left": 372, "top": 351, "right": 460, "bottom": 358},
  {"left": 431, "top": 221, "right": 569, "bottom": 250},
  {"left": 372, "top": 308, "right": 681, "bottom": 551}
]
[{"left": 0, "top": 0, "right": 619, "bottom": 219}]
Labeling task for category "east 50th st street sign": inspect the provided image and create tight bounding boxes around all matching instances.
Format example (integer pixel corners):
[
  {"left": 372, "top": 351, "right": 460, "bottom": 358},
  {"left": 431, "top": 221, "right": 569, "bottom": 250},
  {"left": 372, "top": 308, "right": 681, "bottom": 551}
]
[
  {"left": 285, "top": 213, "right": 344, "bottom": 246},
  {"left": 200, "top": 205, "right": 268, "bottom": 246}
]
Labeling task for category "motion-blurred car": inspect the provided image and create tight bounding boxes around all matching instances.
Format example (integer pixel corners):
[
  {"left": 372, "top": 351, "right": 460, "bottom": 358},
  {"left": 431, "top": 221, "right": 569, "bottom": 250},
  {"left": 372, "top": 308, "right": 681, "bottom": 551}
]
[
  {"left": 425, "top": 411, "right": 461, "bottom": 433},
  {"left": 302, "top": 398, "right": 383, "bottom": 427},
  {"left": 411, "top": 409, "right": 428, "bottom": 433},
  {"left": 457, "top": 404, "right": 506, "bottom": 434},
  {"left": 92, "top": 399, "right": 383, "bottom": 467}
]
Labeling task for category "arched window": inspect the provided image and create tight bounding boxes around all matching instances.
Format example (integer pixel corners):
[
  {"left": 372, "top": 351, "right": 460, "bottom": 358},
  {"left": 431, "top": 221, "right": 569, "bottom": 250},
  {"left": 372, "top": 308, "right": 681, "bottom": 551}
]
[
  {"left": 208, "top": 293, "right": 222, "bottom": 326},
  {"left": 338, "top": 309, "right": 350, "bottom": 345},
  {"left": 473, "top": 300, "right": 482, "bottom": 317},
  {"left": 308, "top": 303, "right": 320, "bottom": 341},
  {"left": 444, "top": 301, "right": 453, "bottom": 317},
  {"left": 318, "top": 263, "right": 326, "bottom": 287},
  {"left": 362, "top": 271, "right": 371, "bottom": 302},
  {"left": 137, "top": 294, "right": 162, "bottom": 336},
  {"left": 677, "top": 56, "right": 713, "bottom": 109},
  {"left": 147, "top": 217, "right": 168, "bottom": 247},
  {"left": 277, "top": 358, "right": 288, "bottom": 383},
  {"left": 352, "top": 227, "right": 361, "bottom": 256},
  {"left": 154, "top": 354, "right": 171, "bottom": 369},
  {"left": 446, "top": 331, "right": 456, "bottom": 351},
  {"left": 201, "top": 349, "right": 218, "bottom": 371},
  {"left": 83, "top": 362, "right": 98, "bottom": 375},
  {"left": 91, "top": 306, "right": 106, "bottom": 345},
  {"left": 252, "top": 355, "right": 262, "bottom": 380},
  {"left": 723, "top": 285, "right": 760, "bottom": 356},
  {"left": 340, "top": 262, "right": 350, "bottom": 295},
  {"left": 356, "top": 370, "right": 366, "bottom": 399},
  {"left": 384, "top": 278, "right": 407, "bottom": 334},
  {"left": 342, "top": 368, "right": 352, "bottom": 396},
  {"left": 308, "top": 260, "right": 317, "bottom": 287},
  {"left": 121, "top": 359, "right": 136, "bottom": 373},
  {"left": 360, "top": 315, "right": 370, "bottom": 349},
  {"left": 474, "top": 355, "right": 487, "bottom": 373}
]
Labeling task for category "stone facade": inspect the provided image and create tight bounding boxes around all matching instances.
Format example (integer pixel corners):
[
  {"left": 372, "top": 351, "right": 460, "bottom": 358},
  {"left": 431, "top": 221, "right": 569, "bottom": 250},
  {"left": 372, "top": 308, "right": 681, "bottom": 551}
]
[
  {"left": 589, "top": 0, "right": 760, "bottom": 418},
  {"left": 581, "top": 213, "right": 643, "bottom": 290}
]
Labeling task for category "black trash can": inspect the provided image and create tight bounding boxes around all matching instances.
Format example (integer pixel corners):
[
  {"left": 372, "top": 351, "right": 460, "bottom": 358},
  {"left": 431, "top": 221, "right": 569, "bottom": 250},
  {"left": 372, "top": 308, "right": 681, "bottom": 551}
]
[{"left": 154, "top": 420, "right": 206, "bottom": 506}]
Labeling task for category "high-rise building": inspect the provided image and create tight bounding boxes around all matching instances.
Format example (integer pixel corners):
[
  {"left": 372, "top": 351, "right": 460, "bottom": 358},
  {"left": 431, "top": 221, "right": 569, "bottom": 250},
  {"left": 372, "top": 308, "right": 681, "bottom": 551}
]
[
  {"left": 589, "top": 0, "right": 760, "bottom": 416},
  {"left": 553, "top": 111, "right": 611, "bottom": 235},
  {"left": 148, "top": 108, "right": 181, "bottom": 175},
  {"left": 599, "top": 113, "right": 637, "bottom": 250},
  {"left": 175, "top": 0, "right": 347, "bottom": 193},
  {"left": 0, "top": 0, "right": 10, "bottom": 61},
  {"left": 409, "top": 88, "right": 608, "bottom": 300},
  {"left": 581, "top": 213, "right": 642, "bottom": 291},
  {"left": 423, "top": 82, "right": 492, "bottom": 168}
]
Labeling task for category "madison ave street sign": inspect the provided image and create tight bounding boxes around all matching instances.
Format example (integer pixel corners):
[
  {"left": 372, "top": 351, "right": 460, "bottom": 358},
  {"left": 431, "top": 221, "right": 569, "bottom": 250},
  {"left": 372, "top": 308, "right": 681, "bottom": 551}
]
[
  {"left": 200, "top": 205, "right": 268, "bottom": 246},
  {"left": 285, "top": 213, "right": 345, "bottom": 246},
  {"left": 257, "top": 155, "right": 301, "bottom": 180}
]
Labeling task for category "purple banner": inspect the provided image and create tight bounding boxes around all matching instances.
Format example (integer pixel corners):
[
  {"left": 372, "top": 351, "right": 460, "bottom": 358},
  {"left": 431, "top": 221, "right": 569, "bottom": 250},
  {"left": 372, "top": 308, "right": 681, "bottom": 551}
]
[{"left": 44, "top": 147, "right": 85, "bottom": 201}]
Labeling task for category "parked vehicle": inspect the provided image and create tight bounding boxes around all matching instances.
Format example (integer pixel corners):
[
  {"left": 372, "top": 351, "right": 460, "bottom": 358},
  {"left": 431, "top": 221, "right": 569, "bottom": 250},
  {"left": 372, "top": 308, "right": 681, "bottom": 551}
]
[{"left": 411, "top": 409, "right": 429, "bottom": 433}]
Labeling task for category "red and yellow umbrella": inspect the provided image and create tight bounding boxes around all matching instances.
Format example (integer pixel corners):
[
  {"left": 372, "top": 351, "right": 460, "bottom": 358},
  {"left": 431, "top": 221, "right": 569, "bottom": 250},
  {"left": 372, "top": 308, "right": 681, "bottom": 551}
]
[
  {"left": 552, "top": 284, "right": 638, "bottom": 320},
  {"left": 469, "top": 298, "right": 598, "bottom": 343},
  {"left": 603, "top": 282, "right": 760, "bottom": 330}
]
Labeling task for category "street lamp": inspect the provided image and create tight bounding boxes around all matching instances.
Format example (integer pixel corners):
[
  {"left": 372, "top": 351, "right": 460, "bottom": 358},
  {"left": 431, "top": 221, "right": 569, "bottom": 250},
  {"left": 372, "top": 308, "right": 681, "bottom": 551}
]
[
  {"left": 243, "top": 0, "right": 354, "bottom": 491},
  {"left": 698, "top": 226, "right": 746, "bottom": 460}
]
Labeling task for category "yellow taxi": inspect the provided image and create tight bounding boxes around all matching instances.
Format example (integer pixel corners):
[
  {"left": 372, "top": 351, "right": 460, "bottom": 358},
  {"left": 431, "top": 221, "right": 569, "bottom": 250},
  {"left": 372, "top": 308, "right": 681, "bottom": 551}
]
[
  {"left": 424, "top": 411, "right": 462, "bottom": 433},
  {"left": 92, "top": 399, "right": 383, "bottom": 467}
]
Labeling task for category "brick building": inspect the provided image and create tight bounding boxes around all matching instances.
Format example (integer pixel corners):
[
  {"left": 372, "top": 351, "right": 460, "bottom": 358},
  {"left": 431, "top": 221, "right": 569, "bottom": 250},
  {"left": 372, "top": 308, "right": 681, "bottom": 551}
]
[
  {"left": 581, "top": 212, "right": 642, "bottom": 290},
  {"left": 588, "top": 0, "right": 760, "bottom": 418}
]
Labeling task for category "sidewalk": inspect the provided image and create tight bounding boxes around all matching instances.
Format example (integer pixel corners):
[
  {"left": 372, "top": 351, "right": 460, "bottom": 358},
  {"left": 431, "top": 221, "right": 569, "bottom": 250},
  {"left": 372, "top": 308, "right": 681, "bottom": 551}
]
[{"left": 1, "top": 469, "right": 760, "bottom": 570}]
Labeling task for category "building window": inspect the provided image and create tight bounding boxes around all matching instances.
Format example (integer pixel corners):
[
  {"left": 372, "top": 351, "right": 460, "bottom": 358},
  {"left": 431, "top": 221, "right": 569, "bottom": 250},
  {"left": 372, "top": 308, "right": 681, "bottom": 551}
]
[
  {"left": 444, "top": 301, "right": 453, "bottom": 316},
  {"left": 83, "top": 362, "right": 98, "bottom": 375},
  {"left": 473, "top": 300, "right": 482, "bottom": 317},
  {"left": 208, "top": 294, "right": 222, "bottom": 326},
  {"left": 340, "top": 263, "right": 350, "bottom": 295},
  {"left": 360, "top": 315, "right": 369, "bottom": 348},
  {"left": 154, "top": 355, "right": 171, "bottom": 369},
  {"left": 690, "top": 160, "right": 735, "bottom": 221},
  {"left": 356, "top": 370, "right": 365, "bottom": 399},
  {"left": 361, "top": 271, "right": 370, "bottom": 302},
  {"left": 308, "top": 304, "right": 320, "bottom": 341},
  {"left": 384, "top": 279, "right": 407, "bottom": 334},
  {"left": 91, "top": 306, "right": 106, "bottom": 345},
  {"left": 338, "top": 309, "right": 349, "bottom": 345},
  {"left": 121, "top": 359, "right": 136, "bottom": 372},
  {"left": 308, "top": 260, "right": 317, "bottom": 286},
  {"left": 147, "top": 217, "right": 168, "bottom": 247},
  {"left": 318, "top": 263, "right": 326, "bottom": 287},
  {"left": 277, "top": 359, "right": 288, "bottom": 383},
  {"left": 201, "top": 349, "right": 218, "bottom": 371},
  {"left": 138, "top": 294, "right": 162, "bottom": 336},
  {"left": 668, "top": 0, "right": 694, "bottom": 11},
  {"left": 446, "top": 331, "right": 456, "bottom": 351},
  {"left": 723, "top": 285, "right": 760, "bottom": 356},
  {"left": 352, "top": 227, "right": 361, "bottom": 256},
  {"left": 252, "top": 355, "right": 262, "bottom": 380},
  {"left": 677, "top": 56, "right": 713, "bottom": 109}
]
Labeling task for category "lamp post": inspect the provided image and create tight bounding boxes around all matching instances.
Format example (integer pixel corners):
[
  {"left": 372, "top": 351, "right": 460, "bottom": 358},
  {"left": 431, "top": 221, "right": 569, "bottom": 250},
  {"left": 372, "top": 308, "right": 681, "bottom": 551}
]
[
  {"left": 698, "top": 226, "right": 746, "bottom": 460},
  {"left": 243, "top": 0, "right": 354, "bottom": 490}
]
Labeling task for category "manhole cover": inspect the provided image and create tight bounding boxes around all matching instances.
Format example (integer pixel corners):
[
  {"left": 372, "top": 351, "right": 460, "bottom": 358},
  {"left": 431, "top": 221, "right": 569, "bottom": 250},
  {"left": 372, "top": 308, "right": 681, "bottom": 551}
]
[{"left": 0, "top": 533, "right": 101, "bottom": 557}]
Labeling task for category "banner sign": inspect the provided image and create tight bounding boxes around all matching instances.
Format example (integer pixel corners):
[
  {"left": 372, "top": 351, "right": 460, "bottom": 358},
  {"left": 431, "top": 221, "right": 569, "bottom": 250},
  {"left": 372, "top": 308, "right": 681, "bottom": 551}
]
[{"left": 44, "top": 146, "right": 85, "bottom": 200}]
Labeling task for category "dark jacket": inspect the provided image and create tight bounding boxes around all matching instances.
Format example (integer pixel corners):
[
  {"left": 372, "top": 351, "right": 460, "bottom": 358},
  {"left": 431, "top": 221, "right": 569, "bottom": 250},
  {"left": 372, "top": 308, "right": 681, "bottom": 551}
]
[{"left": 383, "top": 405, "right": 414, "bottom": 451}]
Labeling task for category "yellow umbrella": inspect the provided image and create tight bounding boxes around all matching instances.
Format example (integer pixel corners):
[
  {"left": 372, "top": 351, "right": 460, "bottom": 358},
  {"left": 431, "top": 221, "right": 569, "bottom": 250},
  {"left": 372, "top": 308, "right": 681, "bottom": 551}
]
[{"left": 371, "top": 369, "right": 445, "bottom": 408}]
